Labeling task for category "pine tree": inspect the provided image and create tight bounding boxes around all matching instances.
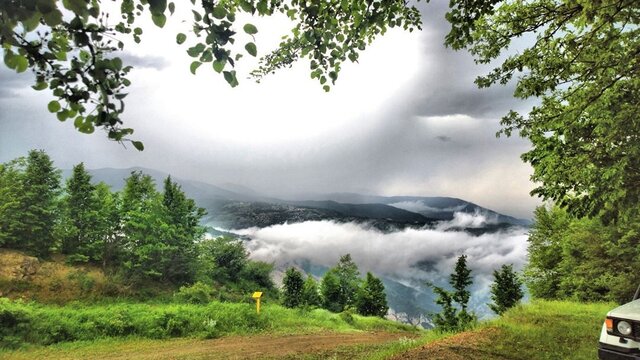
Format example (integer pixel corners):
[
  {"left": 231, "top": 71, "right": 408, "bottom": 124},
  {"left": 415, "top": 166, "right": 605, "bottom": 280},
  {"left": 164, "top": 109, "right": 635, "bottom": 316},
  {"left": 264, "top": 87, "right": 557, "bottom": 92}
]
[
  {"left": 0, "top": 158, "right": 26, "bottom": 248},
  {"left": 489, "top": 264, "right": 524, "bottom": 315},
  {"left": 356, "top": 272, "right": 389, "bottom": 317},
  {"left": 301, "top": 275, "right": 322, "bottom": 307},
  {"left": 161, "top": 176, "right": 205, "bottom": 284},
  {"left": 321, "top": 268, "right": 343, "bottom": 312},
  {"left": 60, "top": 163, "right": 100, "bottom": 261},
  {"left": 430, "top": 254, "right": 476, "bottom": 332},
  {"left": 17, "top": 150, "right": 61, "bottom": 257},
  {"left": 282, "top": 267, "right": 305, "bottom": 308},
  {"left": 335, "top": 254, "right": 361, "bottom": 308}
]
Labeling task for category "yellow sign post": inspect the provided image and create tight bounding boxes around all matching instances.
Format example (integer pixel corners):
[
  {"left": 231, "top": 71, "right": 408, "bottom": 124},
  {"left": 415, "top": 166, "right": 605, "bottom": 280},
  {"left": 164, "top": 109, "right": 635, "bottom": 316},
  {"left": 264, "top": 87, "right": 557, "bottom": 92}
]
[{"left": 252, "top": 291, "right": 263, "bottom": 314}]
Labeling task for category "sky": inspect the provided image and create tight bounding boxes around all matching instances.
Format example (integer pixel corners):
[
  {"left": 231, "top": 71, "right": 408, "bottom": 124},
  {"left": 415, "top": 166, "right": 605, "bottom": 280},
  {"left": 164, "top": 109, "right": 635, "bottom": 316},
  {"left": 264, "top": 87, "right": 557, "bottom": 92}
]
[{"left": 0, "top": 2, "right": 541, "bottom": 219}]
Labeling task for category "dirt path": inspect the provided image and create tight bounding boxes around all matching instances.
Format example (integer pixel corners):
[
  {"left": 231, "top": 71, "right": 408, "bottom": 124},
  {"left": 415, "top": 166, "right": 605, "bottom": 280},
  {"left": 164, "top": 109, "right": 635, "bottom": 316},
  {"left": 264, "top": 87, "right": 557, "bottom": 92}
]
[
  {"left": 390, "top": 327, "right": 511, "bottom": 360},
  {"left": 4, "top": 332, "right": 407, "bottom": 360}
]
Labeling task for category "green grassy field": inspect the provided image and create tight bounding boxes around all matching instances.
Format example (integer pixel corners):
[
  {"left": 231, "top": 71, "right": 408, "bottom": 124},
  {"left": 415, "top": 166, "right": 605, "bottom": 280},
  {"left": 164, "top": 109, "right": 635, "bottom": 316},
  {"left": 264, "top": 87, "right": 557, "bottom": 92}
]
[
  {"left": 0, "top": 298, "right": 414, "bottom": 349},
  {"left": 0, "top": 299, "right": 615, "bottom": 359}
]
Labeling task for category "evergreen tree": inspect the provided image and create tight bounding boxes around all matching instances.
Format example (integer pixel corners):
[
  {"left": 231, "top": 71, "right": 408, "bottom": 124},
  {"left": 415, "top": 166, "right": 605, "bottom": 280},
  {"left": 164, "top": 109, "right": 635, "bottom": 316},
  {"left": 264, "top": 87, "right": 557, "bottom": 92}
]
[
  {"left": 0, "top": 158, "right": 26, "bottom": 248},
  {"left": 282, "top": 267, "right": 304, "bottom": 308},
  {"left": 489, "top": 264, "right": 524, "bottom": 315},
  {"left": 431, "top": 286, "right": 459, "bottom": 332},
  {"left": 450, "top": 254, "right": 472, "bottom": 313},
  {"left": 17, "top": 150, "right": 61, "bottom": 257},
  {"left": 60, "top": 163, "right": 100, "bottom": 260},
  {"left": 161, "top": 176, "right": 205, "bottom": 284},
  {"left": 430, "top": 254, "right": 476, "bottom": 332},
  {"left": 94, "top": 183, "right": 122, "bottom": 269},
  {"left": 301, "top": 276, "right": 322, "bottom": 307},
  {"left": 320, "top": 268, "right": 343, "bottom": 312},
  {"left": 356, "top": 272, "right": 389, "bottom": 318},
  {"left": 335, "top": 254, "right": 361, "bottom": 308}
]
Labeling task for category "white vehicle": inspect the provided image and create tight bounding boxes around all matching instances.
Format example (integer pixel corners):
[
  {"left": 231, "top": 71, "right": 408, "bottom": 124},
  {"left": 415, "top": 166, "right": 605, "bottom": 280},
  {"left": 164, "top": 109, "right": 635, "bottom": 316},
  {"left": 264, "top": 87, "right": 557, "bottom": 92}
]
[{"left": 599, "top": 285, "right": 640, "bottom": 359}]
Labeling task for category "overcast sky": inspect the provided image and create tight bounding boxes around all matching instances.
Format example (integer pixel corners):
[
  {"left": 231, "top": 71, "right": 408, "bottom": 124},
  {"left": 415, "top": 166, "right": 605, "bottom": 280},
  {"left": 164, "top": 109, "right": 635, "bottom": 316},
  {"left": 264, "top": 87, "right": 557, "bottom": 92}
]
[{"left": 0, "top": 2, "right": 541, "bottom": 219}]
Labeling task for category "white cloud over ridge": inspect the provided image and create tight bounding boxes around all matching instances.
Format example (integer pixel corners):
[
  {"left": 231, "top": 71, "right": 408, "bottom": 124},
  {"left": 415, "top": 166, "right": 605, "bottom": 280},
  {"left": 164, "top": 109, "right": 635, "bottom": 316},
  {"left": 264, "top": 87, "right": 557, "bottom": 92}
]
[{"left": 236, "top": 216, "right": 529, "bottom": 285}]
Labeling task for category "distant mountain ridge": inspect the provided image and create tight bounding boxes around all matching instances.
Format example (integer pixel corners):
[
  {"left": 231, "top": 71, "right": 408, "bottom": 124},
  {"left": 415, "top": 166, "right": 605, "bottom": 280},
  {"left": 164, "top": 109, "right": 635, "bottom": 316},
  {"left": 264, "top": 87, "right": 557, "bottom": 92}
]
[{"left": 65, "top": 167, "right": 531, "bottom": 230}]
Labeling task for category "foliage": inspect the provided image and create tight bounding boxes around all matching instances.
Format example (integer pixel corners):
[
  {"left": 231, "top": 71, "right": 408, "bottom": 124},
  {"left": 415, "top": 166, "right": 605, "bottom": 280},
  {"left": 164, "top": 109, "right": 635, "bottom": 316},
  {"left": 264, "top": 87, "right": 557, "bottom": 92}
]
[
  {"left": 526, "top": 204, "right": 640, "bottom": 304},
  {"left": 446, "top": 0, "right": 640, "bottom": 222},
  {"left": 0, "top": 297, "right": 412, "bottom": 350},
  {"left": 488, "top": 264, "right": 524, "bottom": 315},
  {"left": 429, "top": 254, "right": 476, "bottom": 332},
  {"left": 173, "top": 282, "right": 213, "bottom": 305},
  {"left": 356, "top": 272, "right": 389, "bottom": 318},
  {"left": 58, "top": 163, "right": 102, "bottom": 261},
  {"left": 282, "top": 267, "right": 304, "bottom": 308},
  {"left": 301, "top": 276, "right": 322, "bottom": 308},
  {"left": 0, "top": 0, "right": 423, "bottom": 145},
  {"left": 197, "top": 236, "right": 248, "bottom": 283},
  {"left": 320, "top": 268, "right": 343, "bottom": 313},
  {"left": 319, "top": 254, "right": 362, "bottom": 313},
  {"left": 4, "top": 150, "right": 61, "bottom": 257}
]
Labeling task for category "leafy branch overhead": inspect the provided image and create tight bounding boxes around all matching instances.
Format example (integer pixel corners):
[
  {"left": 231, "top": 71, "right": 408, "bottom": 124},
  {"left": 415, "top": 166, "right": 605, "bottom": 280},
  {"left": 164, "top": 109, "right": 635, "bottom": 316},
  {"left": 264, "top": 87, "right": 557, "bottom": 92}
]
[
  {"left": 445, "top": 0, "right": 640, "bottom": 221},
  {"left": 0, "top": 0, "right": 423, "bottom": 147}
]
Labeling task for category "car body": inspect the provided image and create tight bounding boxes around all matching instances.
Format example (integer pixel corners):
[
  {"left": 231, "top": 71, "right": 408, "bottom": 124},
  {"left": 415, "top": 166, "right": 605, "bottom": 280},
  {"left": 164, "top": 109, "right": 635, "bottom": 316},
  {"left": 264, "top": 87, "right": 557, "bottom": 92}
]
[{"left": 599, "top": 286, "right": 640, "bottom": 360}]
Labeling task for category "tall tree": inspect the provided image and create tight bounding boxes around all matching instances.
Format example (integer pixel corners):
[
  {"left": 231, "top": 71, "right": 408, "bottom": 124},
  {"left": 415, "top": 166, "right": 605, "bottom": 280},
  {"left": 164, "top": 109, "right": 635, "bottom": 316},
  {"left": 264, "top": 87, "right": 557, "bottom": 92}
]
[
  {"left": 282, "top": 267, "right": 305, "bottom": 308},
  {"left": 161, "top": 176, "right": 205, "bottom": 284},
  {"left": 446, "top": 0, "right": 640, "bottom": 222},
  {"left": 489, "top": 264, "right": 524, "bottom": 315},
  {"left": 335, "top": 254, "right": 361, "bottom": 308},
  {"left": 93, "top": 183, "right": 121, "bottom": 269},
  {"left": 0, "top": 158, "right": 26, "bottom": 248},
  {"left": 320, "top": 268, "right": 343, "bottom": 313},
  {"left": 356, "top": 272, "right": 389, "bottom": 318},
  {"left": 301, "top": 276, "right": 322, "bottom": 308},
  {"left": 197, "top": 236, "right": 249, "bottom": 283},
  {"left": 60, "top": 162, "right": 100, "bottom": 260},
  {"left": 430, "top": 254, "right": 476, "bottom": 332},
  {"left": 17, "top": 150, "right": 61, "bottom": 257}
]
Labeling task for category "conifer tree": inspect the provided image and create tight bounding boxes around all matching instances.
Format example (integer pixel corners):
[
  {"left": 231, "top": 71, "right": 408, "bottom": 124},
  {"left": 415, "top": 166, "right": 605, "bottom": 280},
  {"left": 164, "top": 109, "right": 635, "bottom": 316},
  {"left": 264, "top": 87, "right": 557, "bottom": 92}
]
[
  {"left": 60, "top": 163, "right": 100, "bottom": 260},
  {"left": 301, "top": 275, "right": 322, "bottom": 307},
  {"left": 18, "top": 150, "right": 61, "bottom": 257},
  {"left": 356, "top": 272, "right": 389, "bottom": 318},
  {"left": 282, "top": 267, "right": 305, "bottom": 308},
  {"left": 489, "top": 264, "right": 524, "bottom": 315},
  {"left": 321, "top": 268, "right": 343, "bottom": 312}
]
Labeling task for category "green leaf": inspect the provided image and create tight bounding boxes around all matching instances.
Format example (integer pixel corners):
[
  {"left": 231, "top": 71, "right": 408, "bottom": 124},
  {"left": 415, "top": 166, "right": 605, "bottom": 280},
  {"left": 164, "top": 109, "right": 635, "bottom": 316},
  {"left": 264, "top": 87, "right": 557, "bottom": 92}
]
[
  {"left": 223, "top": 71, "right": 238, "bottom": 88},
  {"left": 148, "top": 0, "right": 167, "bottom": 14},
  {"left": 176, "top": 33, "right": 187, "bottom": 45},
  {"left": 212, "top": 59, "right": 226, "bottom": 73},
  {"left": 245, "top": 42, "right": 257, "bottom": 57},
  {"left": 190, "top": 61, "right": 202, "bottom": 75},
  {"left": 48, "top": 101, "right": 61, "bottom": 113},
  {"left": 212, "top": 6, "right": 227, "bottom": 19},
  {"left": 14, "top": 55, "right": 28, "bottom": 73},
  {"left": 323, "top": 85, "right": 330, "bottom": 92},
  {"left": 132, "top": 141, "right": 145, "bottom": 151},
  {"left": 168, "top": 2, "right": 175, "bottom": 15},
  {"left": 192, "top": 10, "right": 202, "bottom": 21},
  {"left": 32, "top": 82, "right": 48, "bottom": 91},
  {"left": 243, "top": 23, "right": 258, "bottom": 35},
  {"left": 152, "top": 13, "right": 167, "bottom": 28},
  {"left": 43, "top": 10, "right": 63, "bottom": 26}
]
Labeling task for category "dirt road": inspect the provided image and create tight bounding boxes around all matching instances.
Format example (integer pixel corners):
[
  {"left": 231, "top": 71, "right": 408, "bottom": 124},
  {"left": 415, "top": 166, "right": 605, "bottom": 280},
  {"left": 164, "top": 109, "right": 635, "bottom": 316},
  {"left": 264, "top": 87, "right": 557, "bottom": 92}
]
[{"left": 3, "top": 332, "right": 407, "bottom": 360}]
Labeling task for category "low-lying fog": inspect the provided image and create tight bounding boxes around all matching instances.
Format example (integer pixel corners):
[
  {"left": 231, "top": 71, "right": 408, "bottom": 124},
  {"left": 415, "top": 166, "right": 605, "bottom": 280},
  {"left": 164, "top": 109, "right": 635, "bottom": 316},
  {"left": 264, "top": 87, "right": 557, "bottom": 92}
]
[{"left": 224, "top": 212, "right": 529, "bottom": 319}]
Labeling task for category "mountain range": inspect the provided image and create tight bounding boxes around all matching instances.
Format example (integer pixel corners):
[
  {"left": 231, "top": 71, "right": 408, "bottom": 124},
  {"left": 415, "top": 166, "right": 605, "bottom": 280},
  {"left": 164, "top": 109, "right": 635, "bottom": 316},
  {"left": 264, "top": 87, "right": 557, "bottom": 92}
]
[{"left": 65, "top": 166, "right": 531, "bottom": 232}]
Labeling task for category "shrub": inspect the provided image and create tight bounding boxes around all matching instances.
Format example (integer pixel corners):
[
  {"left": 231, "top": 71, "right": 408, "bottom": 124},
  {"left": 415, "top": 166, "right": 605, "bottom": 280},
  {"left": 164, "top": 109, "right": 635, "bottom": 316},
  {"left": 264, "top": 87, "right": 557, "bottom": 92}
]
[{"left": 174, "top": 282, "right": 213, "bottom": 304}]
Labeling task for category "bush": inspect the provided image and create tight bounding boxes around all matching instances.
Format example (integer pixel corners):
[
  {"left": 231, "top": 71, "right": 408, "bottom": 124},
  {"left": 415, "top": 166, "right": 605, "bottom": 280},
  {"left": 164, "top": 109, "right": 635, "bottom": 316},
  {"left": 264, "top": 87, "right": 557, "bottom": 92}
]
[{"left": 174, "top": 282, "right": 213, "bottom": 304}]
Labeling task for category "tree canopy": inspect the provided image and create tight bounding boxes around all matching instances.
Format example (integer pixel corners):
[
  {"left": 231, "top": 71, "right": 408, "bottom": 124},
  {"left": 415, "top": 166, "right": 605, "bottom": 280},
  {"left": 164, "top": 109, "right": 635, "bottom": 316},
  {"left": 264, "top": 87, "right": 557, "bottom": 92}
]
[{"left": 445, "top": 0, "right": 640, "bottom": 221}]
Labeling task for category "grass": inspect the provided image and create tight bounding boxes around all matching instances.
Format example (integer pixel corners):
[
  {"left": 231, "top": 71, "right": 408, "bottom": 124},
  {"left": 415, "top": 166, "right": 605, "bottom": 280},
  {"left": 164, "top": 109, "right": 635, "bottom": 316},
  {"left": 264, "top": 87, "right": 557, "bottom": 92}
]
[
  {"left": 477, "top": 300, "right": 614, "bottom": 360},
  {"left": 0, "top": 298, "right": 415, "bottom": 350}
]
